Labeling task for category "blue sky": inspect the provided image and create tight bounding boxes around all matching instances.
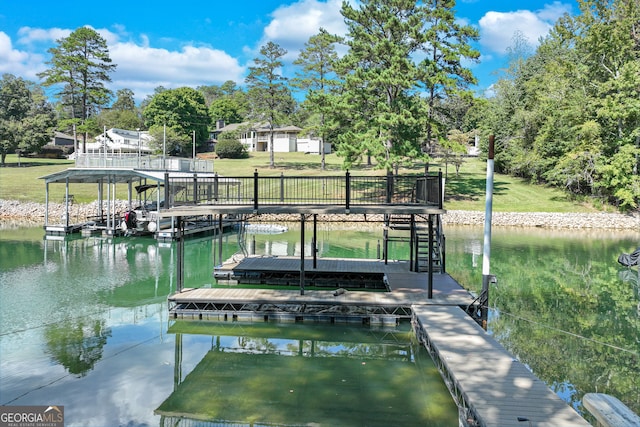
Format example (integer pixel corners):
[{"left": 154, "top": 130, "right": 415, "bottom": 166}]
[{"left": 0, "top": 0, "right": 578, "bottom": 102}]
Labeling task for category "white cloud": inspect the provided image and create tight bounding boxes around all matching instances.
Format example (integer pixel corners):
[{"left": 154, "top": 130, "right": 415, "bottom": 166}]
[
  {"left": 257, "top": 0, "right": 346, "bottom": 60},
  {"left": 4, "top": 26, "right": 245, "bottom": 102},
  {"left": 17, "top": 26, "right": 71, "bottom": 45},
  {"left": 0, "top": 31, "right": 46, "bottom": 79},
  {"left": 109, "top": 42, "right": 245, "bottom": 100},
  {"left": 478, "top": 2, "right": 572, "bottom": 55}
]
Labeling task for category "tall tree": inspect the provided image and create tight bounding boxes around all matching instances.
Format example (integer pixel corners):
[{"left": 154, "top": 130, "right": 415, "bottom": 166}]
[
  {"left": 474, "top": 0, "right": 640, "bottom": 210},
  {"left": 38, "top": 27, "right": 116, "bottom": 152},
  {"left": 293, "top": 28, "right": 343, "bottom": 170},
  {"left": 143, "top": 87, "right": 210, "bottom": 155},
  {"left": 335, "top": 0, "right": 478, "bottom": 172},
  {"left": 245, "top": 41, "right": 290, "bottom": 168},
  {"left": 97, "top": 88, "right": 143, "bottom": 131},
  {"left": 112, "top": 88, "right": 136, "bottom": 111},
  {"left": 419, "top": 0, "right": 480, "bottom": 148},
  {"left": 0, "top": 74, "right": 56, "bottom": 164}
]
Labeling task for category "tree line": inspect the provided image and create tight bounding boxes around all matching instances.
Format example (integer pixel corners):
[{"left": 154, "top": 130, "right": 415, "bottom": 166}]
[{"left": 1, "top": 0, "right": 637, "bottom": 210}]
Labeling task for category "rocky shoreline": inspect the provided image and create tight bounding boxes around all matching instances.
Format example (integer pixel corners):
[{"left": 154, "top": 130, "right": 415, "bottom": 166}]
[{"left": 1, "top": 199, "right": 639, "bottom": 230}]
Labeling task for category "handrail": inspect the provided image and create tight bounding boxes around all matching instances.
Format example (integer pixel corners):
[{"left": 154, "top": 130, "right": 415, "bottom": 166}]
[
  {"left": 75, "top": 153, "right": 214, "bottom": 172},
  {"left": 164, "top": 170, "right": 444, "bottom": 210}
]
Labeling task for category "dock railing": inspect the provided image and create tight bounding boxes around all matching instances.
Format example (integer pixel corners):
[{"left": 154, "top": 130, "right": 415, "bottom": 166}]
[
  {"left": 165, "top": 170, "right": 443, "bottom": 209},
  {"left": 75, "top": 153, "right": 214, "bottom": 172}
]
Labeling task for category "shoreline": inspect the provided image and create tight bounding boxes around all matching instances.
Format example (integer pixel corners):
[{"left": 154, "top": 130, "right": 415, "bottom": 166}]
[{"left": 1, "top": 199, "right": 639, "bottom": 230}]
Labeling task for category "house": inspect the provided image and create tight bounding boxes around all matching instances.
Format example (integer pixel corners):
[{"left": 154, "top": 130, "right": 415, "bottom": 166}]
[
  {"left": 216, "top": 122, "right": 302, "bottom": 153},
  {"left": 51, "top": 131, "right": 75, "bottom": 147},
  {"left": 296, "top": 137, "right": 331, "bottom": 155},
  {"left": 86, "top": 128, "right": 154, "bottom": 155}
]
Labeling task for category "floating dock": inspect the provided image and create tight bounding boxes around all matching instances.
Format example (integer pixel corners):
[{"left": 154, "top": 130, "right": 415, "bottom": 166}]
[
  {"left": 167, "top": 257, "right": 590, "bottom": 427},
  {"left": 413, "top": 305, "right": 591, "bottom": 427}
]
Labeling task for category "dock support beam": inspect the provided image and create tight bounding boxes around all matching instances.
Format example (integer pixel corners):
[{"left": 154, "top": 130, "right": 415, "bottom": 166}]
[
  {"left": 428, "top": 214, "right": 433, "bottom": 299},
  {"left": 300, "top": 214, "right": 305, "bottom": 295},
  {"left": 313, "top": 214, "right": 318, "bottom": 269},
  {"left": 64, "top": 177, "right": 70, "bottom": 228},
  {"left": 177, "top": 216, "right": 184, "bottom": 293}
]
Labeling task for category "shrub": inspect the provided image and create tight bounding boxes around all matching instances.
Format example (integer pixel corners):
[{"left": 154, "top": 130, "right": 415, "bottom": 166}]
[{"left": 215, "top": 139, "right": 248, "bottom": 159}]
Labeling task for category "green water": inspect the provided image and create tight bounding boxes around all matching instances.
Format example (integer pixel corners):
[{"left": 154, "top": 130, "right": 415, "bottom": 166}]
[
  {"left": 0, "top": 223, "right": 638, "bottom": 426},
  {"left": 0, "top": 224, "right": 457, "bottom": 427}
]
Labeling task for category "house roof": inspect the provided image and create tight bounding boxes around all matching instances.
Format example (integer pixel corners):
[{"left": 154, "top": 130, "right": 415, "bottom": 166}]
[
  {"left": 54, "top": 131, "right": 74, "bottom": 140},
  {"left": 217, "top": 122, "right": 302, "bottom": 133}
]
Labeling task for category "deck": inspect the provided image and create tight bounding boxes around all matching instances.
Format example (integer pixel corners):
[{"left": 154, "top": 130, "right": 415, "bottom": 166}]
[
  {"left": 169, "top": 256, "right": 473, "bottom": 323},
  {"left": 413, "top": 305, "right": 591, "bottom": 427},
  {"left": 167, "top": 257, "right": 591, "bottom": 427}
]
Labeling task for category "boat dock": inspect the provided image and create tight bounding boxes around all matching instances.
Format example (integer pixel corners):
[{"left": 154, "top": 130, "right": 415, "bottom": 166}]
[
  {"left": 414, "top": 305, "right": 591, "bottom": 427},
  {"left": 167, "top": 257, "right": 590, "bottom": 427},
  {"left": 158, "top": 172, "right": 590, "bottom": 426}
]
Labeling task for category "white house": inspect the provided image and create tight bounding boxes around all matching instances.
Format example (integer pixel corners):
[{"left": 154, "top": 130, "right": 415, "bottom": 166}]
[
  {"left": 297, "top": 137, "right": 331, "bottom": 155},
  {"left": 217, "top": 122, "right": 302, "bottom": 153},
  {"left": 86, "top": 128, "right": 154, "bottom": 155}
]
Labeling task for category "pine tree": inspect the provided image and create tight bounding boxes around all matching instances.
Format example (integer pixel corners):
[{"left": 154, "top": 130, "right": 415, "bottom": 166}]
[
  {"left": 245, "top": 42, "right": 291, "bottom": 168},
  {"left": 293, "top": 28, "right": 343, "bottom": 170},
  {"left": 336, "top": 0, "right": 478, "bottom": 172},
  {"left": 38, "top": 27, "right": 116, "bottom": 152}
]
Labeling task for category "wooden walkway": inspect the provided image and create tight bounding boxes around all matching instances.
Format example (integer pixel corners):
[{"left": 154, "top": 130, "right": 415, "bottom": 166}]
[
  {"left": 167, "top": 257, "right": 591, "bottom": 427},
  {"left": 413, "top": 305, "right": 591, "bottom": 427}
]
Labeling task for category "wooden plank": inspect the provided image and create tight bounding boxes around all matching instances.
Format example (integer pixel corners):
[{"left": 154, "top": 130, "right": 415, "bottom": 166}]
[
  {"left": 413, "top": 305, "right": 591, "bottom": 427},
  {"left": 583, "top": 393, "right": 640, "bottom": 427}
]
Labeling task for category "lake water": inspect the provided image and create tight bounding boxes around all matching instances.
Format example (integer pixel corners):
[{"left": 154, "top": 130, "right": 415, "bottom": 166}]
[{"left": 0, "top": 223, "right": 638, "bottom": 426}]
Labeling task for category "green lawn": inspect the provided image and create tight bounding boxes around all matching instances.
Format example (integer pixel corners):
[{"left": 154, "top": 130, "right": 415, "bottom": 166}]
[{"left": 0, "top": 153, "right": 599, "bottom": 212}]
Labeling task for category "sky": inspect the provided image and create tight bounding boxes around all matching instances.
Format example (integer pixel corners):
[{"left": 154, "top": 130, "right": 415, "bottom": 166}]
[{"left": 0, "top": 0, "right": 578, "bottom": 103}]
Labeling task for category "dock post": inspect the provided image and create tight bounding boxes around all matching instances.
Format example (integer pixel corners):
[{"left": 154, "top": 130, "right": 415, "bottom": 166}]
[
  {"left": 313, "top": 214, "right": 318, "bottom": 269},
  {"left": 428, "top": 214, "right": 433, "bottom": 299},
  {"left": 193, "top": 174, "right": 198, "bottom": 205},
  {"left": 45, "top": 182, "right": 49, "bottom": 227},
  {"left": 164, "top": 172, "right": 169, "bottom": 208},
  {"left": 280, "top": 172, "right": 285, "bottom": 202},
  {"left": 65, "top": 177, "right": 70, "bottom": 229},
  {"left": 213, "top": 173, "right": 219, "bottom": 201},
  {"left": 481, "top": 135, "right": 496, "bottom": 329},
  {"left": 300, "top": 214, "right": 305, "bottom": 295},
  {"left": 218, "top": 214, "right": 224, "bottom": 266},
  {"left": 345, "top": 170, "right": 350, "bottom": 211},
  {"left": 177, "top": 216, "right": 184, "bottom": 293},
  {"left": 410, "top": 214, "right": 416, "bottom": 272},
  {"left": 254, "top": 169, "right": 259, "bottom": 212}
]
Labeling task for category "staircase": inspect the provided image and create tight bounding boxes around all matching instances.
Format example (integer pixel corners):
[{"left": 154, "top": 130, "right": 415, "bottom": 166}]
[{"left": 387, "top": 214, "right": 445, "bottom": 273}]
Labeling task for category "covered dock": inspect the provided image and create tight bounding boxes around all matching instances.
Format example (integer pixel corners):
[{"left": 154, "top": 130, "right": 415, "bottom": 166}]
[{"left": 40, "top": 154, "right": 223, "bottom": 239}]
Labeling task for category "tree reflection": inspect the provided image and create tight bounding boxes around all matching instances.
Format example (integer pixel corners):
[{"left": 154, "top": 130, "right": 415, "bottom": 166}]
[{"left": 44, "top": 318, "right": 112, "bottom": 377}]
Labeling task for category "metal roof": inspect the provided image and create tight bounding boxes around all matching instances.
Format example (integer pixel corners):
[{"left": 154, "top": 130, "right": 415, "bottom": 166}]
[{"left": 40, "top": 168, "right": 217, "bottom": 185}]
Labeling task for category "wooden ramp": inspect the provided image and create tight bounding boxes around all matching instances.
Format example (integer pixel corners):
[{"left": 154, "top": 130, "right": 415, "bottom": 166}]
[{"left": 412, "top": 305, "right": 591, "bottom": 427}]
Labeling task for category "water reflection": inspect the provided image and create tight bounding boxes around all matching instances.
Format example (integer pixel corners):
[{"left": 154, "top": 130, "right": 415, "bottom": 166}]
[
  {"left": 156, "top": 321, "right": 458, "bottom": 427},
  {"left": 444, "top": 226, "right": 640, "bottom": 417},
  {"left": 1, "top": 224, "right": 638, "bottom": 425}
]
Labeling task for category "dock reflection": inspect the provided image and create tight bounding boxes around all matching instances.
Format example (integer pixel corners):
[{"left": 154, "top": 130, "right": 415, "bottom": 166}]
[{"left": 156, "top": 321, "right": 458, "bottom": 427}]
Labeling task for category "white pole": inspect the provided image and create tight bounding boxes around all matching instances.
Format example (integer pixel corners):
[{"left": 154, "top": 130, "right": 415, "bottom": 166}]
[
  {"left": 481, "top": 135, "right": 495, "bottom": 329},
  {"left": 137, "top": 128, "right": 141, "bottom": 168},
  {"left": 73, "top": 124, "right": 77, "bottom": 161},
  {"left": 163, "top": 123, "right": 166, "bottom": 169}
]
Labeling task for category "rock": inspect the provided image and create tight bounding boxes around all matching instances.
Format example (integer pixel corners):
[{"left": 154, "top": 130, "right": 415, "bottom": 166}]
[{"left": 1, "top": 199, "right": 638, "bottom": 230}]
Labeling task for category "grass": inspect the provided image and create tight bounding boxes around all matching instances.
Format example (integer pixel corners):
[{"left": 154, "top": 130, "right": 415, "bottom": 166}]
[{"left": 0, "top": 153, "right": 600, "bottom": 212}]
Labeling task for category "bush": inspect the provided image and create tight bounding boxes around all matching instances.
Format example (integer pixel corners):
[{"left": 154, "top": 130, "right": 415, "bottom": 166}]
[{"left": 215, "top": 139, "right": 248, "bottom": 159}]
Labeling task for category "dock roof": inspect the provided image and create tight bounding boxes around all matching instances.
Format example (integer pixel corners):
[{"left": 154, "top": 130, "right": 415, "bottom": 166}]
[{"left": 40, "top": 168, "right": 217, "bottom": 185}]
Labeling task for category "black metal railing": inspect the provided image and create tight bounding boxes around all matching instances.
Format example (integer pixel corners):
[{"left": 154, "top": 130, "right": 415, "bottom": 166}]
[{"left": 165, "top": 170, "right": 443, "bottom": 210}]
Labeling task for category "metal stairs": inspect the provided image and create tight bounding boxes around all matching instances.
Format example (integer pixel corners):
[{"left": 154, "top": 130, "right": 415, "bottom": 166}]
[{"left": 386, "top": 214, "right": 445, "bottom": 273}]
